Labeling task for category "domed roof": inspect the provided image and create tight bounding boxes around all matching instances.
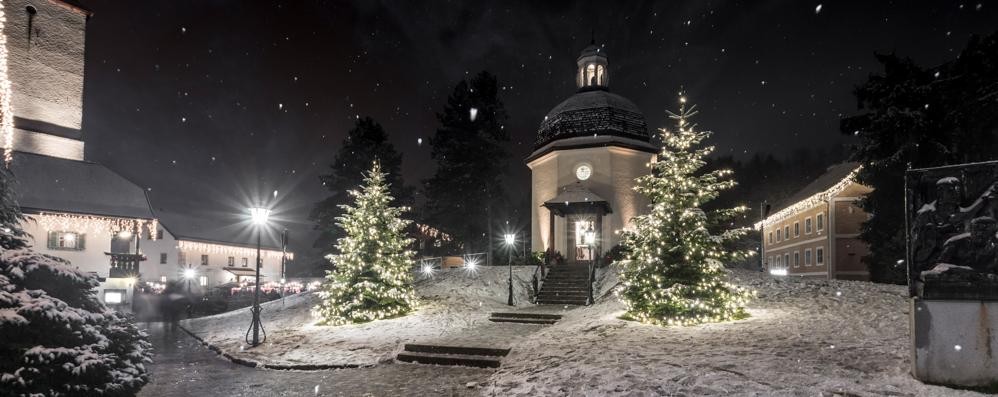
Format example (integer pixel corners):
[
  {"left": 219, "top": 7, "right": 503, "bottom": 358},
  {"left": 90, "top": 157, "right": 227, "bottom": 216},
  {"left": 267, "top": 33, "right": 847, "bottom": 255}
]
[{"left": 535, "top": 88, "right": 650, "bottom": 149}]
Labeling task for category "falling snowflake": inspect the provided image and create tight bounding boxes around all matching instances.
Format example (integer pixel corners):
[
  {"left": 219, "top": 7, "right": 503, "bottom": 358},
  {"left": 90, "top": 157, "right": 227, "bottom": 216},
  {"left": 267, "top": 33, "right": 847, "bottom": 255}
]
[
  {"left": 815, "top": 4, "right": 823, "bottom": 14},
  {"left": 417, "top": 138, "right": 423, "bottom": 146},
  {"left": 469, "top": 107, "right": 479, "bottom": 122}
]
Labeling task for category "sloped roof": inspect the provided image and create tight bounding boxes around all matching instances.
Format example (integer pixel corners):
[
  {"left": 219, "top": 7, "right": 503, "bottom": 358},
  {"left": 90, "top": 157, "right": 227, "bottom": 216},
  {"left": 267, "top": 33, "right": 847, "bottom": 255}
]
[
  {"left": 535, "top": 89, "right": 650, "bottom": 150},
  {"left": 156, "top": 210, "right": 287, "bottom": 252},
  {"left": 9, "top": 152, "right": 154, "bottom": 219},
  {"left": 543, "top": 182, "right": 612, "bottom": 215},
  {"left": 770, "top": 162, "right": 862, "bottom": 214}
]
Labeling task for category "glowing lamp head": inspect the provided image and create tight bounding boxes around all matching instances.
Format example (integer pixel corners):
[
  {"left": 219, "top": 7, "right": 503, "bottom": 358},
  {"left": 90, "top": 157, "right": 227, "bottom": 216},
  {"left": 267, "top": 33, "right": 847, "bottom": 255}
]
[
  {"left": 183, "top": 268, "right": 197, "bottom": 279},
  {"left": 250, "top": 207, "right": 271, "bottom": 226},
  {"left": 63, "top": 233, "right": 76, "bottom": 244},
  {"left": 584, "top": 229, "right": 596, "bottom": 246},
  {"left": 503, "top": 233, "right": 516, "bottom": 246}
]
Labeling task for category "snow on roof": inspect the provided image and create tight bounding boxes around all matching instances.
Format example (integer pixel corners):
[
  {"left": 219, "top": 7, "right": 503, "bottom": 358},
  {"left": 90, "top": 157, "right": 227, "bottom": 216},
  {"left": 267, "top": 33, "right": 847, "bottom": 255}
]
[
  {"left": 155, "top": 210, "right": 287, "bottom": 252},
  {"left": 756, "top": 162, "right": 863, "bottom": 229},
  {"left": 535, "top": 90, "right": 650, "bottom": 150},
  {"left": 9, "top": 152, "right": 155, "bottom": 220}
]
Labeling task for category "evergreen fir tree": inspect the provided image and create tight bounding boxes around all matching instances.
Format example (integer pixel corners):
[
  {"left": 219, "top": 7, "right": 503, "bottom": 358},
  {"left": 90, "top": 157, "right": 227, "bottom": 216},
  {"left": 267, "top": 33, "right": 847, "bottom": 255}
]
[
  {"left": 312, "top": 117, "right": 412, "bottom": 255},
  {"left": 315, "top": 162, "right": 417, "bottom": 325},
  {"left": 422, "top": 71, "right": 509, "bottom": 253},
  {"left": 616, "top": 95, "right": 754, "bottom": 326},
  {"left": 0, "top": 167, "right": 152, "bottom": 395}
]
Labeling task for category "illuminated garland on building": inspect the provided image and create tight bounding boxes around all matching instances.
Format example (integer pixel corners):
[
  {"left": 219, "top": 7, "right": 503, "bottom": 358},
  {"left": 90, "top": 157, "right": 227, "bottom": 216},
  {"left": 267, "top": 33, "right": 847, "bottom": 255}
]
[
  {"left": 415, "top": 223, "right": 452, "bottom": 242},
  {"left": 753, "top": 166, "right": 863, "bottom": 230},
  {"left": 0, "top": 2, "right": 15, "bottom": 166},
  {"left": 33, "top": 212, "right": 158, "bottom": 240},
  {"left": 177, "top": 239, "right": 293, "bottom": 260}
]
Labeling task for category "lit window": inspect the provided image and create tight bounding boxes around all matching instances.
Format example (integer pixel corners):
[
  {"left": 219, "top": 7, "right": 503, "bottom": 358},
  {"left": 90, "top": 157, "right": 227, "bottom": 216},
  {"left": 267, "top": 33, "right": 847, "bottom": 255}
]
[
  {"left": 805, "top": 218, "right": 812, "bottom": 234},
  {"left": 816, "top": 247, "right": 824, "bottom": 264},
  {"left": 47, "top": 231, "right": 85, "bottom": 251},
  {"left": 199, "top": 275, "right": 207, "bottom": 287},
  {"left": 160, "top": 276, "right": 167, "bottom": 283},
  {"left": 104, "top": 290, "right": 123, "bottom": 304},
  {"left": 586, "top": 63, "right": 596, "bottom": 86},
  {"left": 784, "top": 225, "right": 790, "bottom": 240},
  {"left": 241, "top": 258, "right": 248, "bottom": 268},
  {"left": 816, "top": 213, "right": 825, "bottom": 231}
]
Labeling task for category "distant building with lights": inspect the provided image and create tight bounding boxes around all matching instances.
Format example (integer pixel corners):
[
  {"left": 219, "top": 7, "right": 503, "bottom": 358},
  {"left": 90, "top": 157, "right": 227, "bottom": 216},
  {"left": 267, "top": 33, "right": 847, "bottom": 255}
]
[
  {"left": 3, "top": 0, "right": 289, "bottom": 307},
  {"left": 528, "top": 40, "right": 656, "bottom": 261},
  {"left": 757, "top": 162, "right": 872, "bottom": 280}
]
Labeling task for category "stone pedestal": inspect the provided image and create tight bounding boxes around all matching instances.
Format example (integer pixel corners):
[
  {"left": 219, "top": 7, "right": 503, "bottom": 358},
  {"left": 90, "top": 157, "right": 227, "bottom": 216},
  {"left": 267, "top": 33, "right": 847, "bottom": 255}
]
[{"left": 911, "top": 299, "right": 998, "bottom": 386}]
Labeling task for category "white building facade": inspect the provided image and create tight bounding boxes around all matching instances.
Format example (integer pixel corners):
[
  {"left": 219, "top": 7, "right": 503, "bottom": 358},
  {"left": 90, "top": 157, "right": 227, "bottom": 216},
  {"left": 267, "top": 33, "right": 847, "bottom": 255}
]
[
  {"left": 4, "top": 0, "right": 289, "bottom": 307},
  {"left": 528, "top": 41, "right": 657, "bottom": 261}
]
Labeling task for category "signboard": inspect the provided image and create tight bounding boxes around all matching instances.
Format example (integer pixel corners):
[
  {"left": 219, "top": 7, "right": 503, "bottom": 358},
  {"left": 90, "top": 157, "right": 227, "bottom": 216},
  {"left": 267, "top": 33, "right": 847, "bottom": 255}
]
[{"left": 906, "top": 161, "right": 998, "bottom": 299}]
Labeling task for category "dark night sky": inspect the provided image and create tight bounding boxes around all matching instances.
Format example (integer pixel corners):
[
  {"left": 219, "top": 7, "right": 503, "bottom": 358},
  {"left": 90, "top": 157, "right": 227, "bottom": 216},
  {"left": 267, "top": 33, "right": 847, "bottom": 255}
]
[{"left": 77, "top": 1, "right": 998, "bottom": 263}]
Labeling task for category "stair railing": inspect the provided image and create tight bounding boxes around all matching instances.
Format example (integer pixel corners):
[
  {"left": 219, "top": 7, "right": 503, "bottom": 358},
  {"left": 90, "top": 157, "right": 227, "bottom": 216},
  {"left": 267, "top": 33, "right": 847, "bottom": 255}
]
[
  {"left": 531, "top": 252, "right": 548, "bottom": 304},
  {"left": 587, "top": 257, "right": 596, "bottom": 305}
]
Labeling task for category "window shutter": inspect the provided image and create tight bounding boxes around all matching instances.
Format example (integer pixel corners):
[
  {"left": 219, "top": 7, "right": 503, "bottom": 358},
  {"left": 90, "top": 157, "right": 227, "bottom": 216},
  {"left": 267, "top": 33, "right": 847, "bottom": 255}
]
[
  {"left": 47, "top": 231, "right": 58, "bottom": 249},
  {"left": 77, "top": 234, "right": 86, "bottom": 250}
]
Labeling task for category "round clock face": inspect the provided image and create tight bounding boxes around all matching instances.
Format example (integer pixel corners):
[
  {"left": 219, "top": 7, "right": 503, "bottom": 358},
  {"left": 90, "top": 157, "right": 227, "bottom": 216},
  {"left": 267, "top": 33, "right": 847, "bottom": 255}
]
[{"left": 575, "top": 164, "right": 593, "bottom": 181}]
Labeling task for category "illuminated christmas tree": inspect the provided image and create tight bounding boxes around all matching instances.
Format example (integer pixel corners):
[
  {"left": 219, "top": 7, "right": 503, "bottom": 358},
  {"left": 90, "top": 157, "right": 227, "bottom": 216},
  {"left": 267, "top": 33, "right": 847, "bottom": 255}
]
[
  {"left": 616, "top": 95, "right": 754, "bottom": 326},
  {"left": 315, "top": 162, "right": 417, "bottom": 325}
]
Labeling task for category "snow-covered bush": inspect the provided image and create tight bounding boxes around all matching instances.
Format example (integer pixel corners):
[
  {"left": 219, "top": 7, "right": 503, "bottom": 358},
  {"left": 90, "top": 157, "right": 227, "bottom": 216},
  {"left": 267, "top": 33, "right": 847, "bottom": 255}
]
[{"left": 0, "top": 168, "right": 152, "bottom": 396}]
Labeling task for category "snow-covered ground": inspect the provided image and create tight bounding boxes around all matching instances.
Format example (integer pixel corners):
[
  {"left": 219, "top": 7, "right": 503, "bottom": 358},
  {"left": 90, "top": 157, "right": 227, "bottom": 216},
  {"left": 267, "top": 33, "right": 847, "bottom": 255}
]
[
  {"left": 183, "top": 264, "right": 988, "bottom": 396},
  {"left": 486, "top": 267, "right": 985, "bottom": 397},
  {"left": 180, "top": 266, "right": 541, "bottom": 367}
]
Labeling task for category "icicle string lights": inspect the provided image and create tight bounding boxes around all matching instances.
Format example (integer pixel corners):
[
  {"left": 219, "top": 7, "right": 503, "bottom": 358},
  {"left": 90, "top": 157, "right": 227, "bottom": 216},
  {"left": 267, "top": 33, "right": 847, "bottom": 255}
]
[
  {"left": 753, "top": 166, "right": 862, "bottom": 230},
  {"left": 177, "top": 240, "right": 292, "bottom": 260},
  {"left": 0, "top": 1, "right": 15, "bottom": 166},
  {"left": 34, "top": 212, "right": 158, "bottom": 240}
]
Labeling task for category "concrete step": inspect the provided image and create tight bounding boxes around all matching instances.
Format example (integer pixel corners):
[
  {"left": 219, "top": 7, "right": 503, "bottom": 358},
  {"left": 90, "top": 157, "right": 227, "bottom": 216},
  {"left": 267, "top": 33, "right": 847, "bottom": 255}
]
[
  {"left": 403, "top": 344, "right": 509, "bottom": 357},
  {"left": 396, "top": 351, "right": 502, "bottom": 368},
  {"left": 536, "top": 297, "right": 589, "bottom": 304},
  {"left": 489, "top": 312, "right": 562, "bottom": 320},
  {"left": 489, "top": 316, "right": 558, "bottom": 325}
]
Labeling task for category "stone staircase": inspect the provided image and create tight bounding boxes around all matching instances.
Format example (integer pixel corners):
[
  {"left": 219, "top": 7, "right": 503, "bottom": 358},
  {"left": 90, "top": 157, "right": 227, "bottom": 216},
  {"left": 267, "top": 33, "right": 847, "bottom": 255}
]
[
  {"left": 536, "top": 264, "right": 590, "bottom": 305},
  {"left": 396, "top": 344, "right": 510, "bottom": 368},
  {"left": 489, "top": 311, "right": 562, "bottom": 324}
]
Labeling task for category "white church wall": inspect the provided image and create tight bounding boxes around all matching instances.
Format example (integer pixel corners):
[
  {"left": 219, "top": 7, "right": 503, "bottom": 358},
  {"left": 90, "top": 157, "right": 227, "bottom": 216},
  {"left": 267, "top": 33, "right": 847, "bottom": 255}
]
[{"left": 5, "top": 0, "right": 88, "bottom": 160}]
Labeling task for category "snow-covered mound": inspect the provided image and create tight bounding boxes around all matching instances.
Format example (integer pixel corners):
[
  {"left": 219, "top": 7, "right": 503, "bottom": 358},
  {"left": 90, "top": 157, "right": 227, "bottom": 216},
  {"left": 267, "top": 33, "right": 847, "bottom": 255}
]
[
  {"left": 181, "top": 266, "right": 536, "bottom": 366},
  {"left": 487, "top": 267, "right": 985, "bottom": 396}
]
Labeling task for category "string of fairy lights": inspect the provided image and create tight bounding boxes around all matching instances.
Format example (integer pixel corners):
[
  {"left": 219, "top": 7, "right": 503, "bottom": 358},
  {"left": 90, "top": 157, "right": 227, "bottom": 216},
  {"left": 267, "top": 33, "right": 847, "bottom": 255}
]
[
  {"left": 33, "top": 212, "right": 159, "bottom": 239},
  {"left": 177, "top": 240, "right": 292, "bottom": 260},
  {"left": 0, "top": 1, "right": 15, "bottom": 166},
  {"left": 615, "top": 94, "right": 756, "bottom": 327},
  {"left": 753, "top": 166, "right": 863, "bottom": 230},
  {"left": 314, "top": 163, "right": 418, "bottom": 325}
]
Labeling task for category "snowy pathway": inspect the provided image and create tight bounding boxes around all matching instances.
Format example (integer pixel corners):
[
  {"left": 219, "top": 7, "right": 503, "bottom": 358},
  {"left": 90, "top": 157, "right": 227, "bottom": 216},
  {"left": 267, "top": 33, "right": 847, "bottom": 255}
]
[{"left": 138, "top": 322, "right": 492, "bottom": 396}]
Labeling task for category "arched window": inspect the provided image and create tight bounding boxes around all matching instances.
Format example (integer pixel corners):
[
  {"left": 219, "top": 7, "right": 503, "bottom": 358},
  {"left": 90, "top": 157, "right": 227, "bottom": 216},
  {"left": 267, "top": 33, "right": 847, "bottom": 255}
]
[
  {"left": 586, "top": 64, "right": 596, "bottom": 86},
  {"left": 596, "top": 65, "right": 605, "bottom": 86}
]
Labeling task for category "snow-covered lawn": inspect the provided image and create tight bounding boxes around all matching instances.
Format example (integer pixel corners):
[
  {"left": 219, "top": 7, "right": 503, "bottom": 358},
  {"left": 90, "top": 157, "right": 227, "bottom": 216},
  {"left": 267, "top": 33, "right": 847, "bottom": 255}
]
[
  {"left": 487, "top": 268, "right": 985, "bottom": 396},
  {"left": 180, "top": 266, "right": 542, "bottom": 367},
  {"left": 183, "top": 265, "right": 988, "bottom": 396}
]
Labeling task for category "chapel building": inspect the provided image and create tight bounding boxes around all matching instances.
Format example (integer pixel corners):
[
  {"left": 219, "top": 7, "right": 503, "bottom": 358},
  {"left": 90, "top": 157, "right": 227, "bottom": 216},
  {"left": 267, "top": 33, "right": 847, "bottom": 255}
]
[{"left": 527, "top": 41, "right": 657, "bottom": 262}]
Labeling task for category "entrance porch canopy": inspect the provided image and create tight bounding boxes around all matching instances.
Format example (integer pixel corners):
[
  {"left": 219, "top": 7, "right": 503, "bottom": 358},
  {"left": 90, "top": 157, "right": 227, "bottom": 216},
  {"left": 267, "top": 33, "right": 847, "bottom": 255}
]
[{"left": 542, "top": 183, "right": 612, "bottom": 216}]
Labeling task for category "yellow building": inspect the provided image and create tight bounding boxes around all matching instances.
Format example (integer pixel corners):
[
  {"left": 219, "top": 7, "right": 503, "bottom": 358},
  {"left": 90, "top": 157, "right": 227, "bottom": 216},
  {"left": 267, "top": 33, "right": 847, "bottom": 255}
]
[
  {"left": 527, "top": 41, "right": 656, "bottom": 261},
  {"left": 757, "top": 163, "right": 873, "bottom": 280}
]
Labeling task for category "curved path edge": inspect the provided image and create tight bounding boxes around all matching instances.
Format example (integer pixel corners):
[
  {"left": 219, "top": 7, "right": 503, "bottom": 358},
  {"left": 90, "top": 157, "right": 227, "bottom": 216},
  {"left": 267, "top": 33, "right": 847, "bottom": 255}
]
[{"left": 177, "top": 324, "right": 363, "bottom": 371}]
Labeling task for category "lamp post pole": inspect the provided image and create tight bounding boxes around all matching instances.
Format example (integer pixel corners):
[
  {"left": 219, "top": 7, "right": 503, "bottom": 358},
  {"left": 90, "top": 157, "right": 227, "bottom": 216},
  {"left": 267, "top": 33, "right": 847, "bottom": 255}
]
[
  {"left": 247, "top": 207, "right": 270, "bottom": 347},
  {"left": 505, "top": 233, "right": 515, "bottom": 306}
]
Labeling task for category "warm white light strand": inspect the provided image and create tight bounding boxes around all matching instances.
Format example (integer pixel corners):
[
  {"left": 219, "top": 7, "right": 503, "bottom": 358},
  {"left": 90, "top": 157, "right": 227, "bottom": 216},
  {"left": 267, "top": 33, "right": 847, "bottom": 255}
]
[
  {"left": 177, "top": 239, "right": 293, "bottom": 260},
  {"left": 0, "top": 2, "right": 15, "bottom": 166},
  {"left": 33, "top": 212, "right": 158, "bottom": 240},
  {"left": 754, "top": 166, "right": 862, "bottom": 229}
]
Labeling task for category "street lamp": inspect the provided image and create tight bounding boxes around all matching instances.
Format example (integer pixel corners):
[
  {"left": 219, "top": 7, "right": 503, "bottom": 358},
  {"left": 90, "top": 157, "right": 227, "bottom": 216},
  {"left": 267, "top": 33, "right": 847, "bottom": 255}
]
[
  {"left": 247, "top": 206, "right": 270, "bottom": 347},
  {"left": 504, "top": 233, "right": 516, "bottom": 306},
  {"left": 183, "top": 265, "right": 196, "bottom": 294}
]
